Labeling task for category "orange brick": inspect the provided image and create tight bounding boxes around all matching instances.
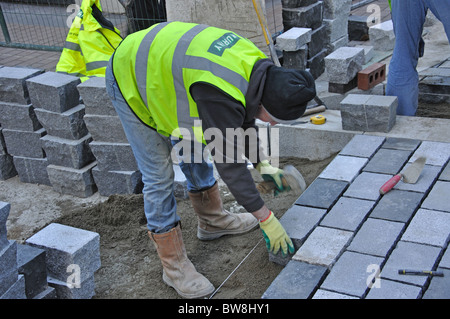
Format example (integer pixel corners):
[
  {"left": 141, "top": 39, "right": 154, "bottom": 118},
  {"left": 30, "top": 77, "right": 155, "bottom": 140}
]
[{"left": 357, "top": 63, "right": 386, "bottom": 90}]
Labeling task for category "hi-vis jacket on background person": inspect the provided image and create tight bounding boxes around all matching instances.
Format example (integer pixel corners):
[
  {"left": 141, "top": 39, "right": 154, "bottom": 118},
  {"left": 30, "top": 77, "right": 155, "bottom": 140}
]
[{"left": 56, "top": 0, "right": 122, "bottom": 82}]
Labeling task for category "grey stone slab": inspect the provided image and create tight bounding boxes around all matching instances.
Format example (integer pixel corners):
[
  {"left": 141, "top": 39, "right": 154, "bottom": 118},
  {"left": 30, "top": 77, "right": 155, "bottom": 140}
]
[
  {"left": 344, "top": 172, "right": 392, "bottom": 201},
  {"left": 92, "top": 167, "right": 143, "bottom": 196},
  {"left": 34, "top": 104, "right": 89, "bottom": 140},
  {"left": 0, "top": 102, "right": 42, "bottom": 131},
  {"left": 17, "top": 244, "right": 47, "bottom": 299},
  {"left": 26, "top": 223, "right": 100, "bottom": 283},
  {"left": 325, "top": 47, "right": 365, "bottom": 84},
  {"left": 83, "top": 114, "right": 128, "bottom": 143},
  {"left": 0, "top": 274, "right": 26, "bottom": 299},
  {"left": 422, "top": 268, "right": 450, "bottom": 299},
  {"left": 320, "top": 197, "right": 375, "bottom": 231},
  {"left": 440, "top": 247, "right": 450, "bottom": 269},
  {"left": 369, "top": 20, "right": 395, "bottom": 51},
  {"left": 262, "top": 260, "right": 327, "bottom": 299},
  {"left": 366, "top": 279, "right": 422, "bottom": 299},
  {"left": 283, "top": 1, "right": 323, "bottom": 30},
  {"left": 370, "top": 190, "right": 424, "bottom": 223},
  {"left": 47, "top": 162, "right": 97, "bottom": 198},
  {"left": 318, "top": 155, "right": 367, "bottom": 182},
  {"left": 0, "top": 67, "right": 44, "bottom": 105},
  {"left": 422, "top": 181, "right": 450, "bottom": 212},
  {"left": 393, "top": 165, "right": 440, "bottom": 193},
  {"left": 410, "top": 141, "right": 450, "bottom": 167},
  {"left": 439, "top": 162, "right": 450, "bottom": 181},
  {"left": 382, "top": 137, "right": 421, "bottom": 151},
  {"left": 2, "top": 128, "right": 46, "bottom": 158},
  {"left": 348, "top": 218, "right": 404, "bottom": 257},
  {"left": 13, "top": 156, "right": 51, "bottom": 186},
  {"left": 89, "top": 141, "right": 138, "bottom": 171},
  {"left": 26, "top": 72, "right": 81, "bottom": 113},
  {"left": 312, "top": 289, "right": 359, "bottom": 299},
  {"left": 282, "top": 46, "right": 308, "bottom": 70},
  {"left": 276, "top": 27, "right": 312, "bottom": 51},
  {"left": 401, "top": 208, "right": 450, "bottom": 247},
  {"left": 339, "top": 134, "right": 385, "bottom": 158},
  {"left": 363, "top": 148, "right": 411, "bottom": 175},
  {"left": 320, "top": 251, "right": 384, "bottom": 298},
  {"left": 295, "top": 178, "right": 348, "bottom": 209},
  {"left": 41, "top": 134, "right": 95, "bottom": 169},
  {"left": 76, "top": 77, "right": 117, "bottom": 116},
  {"left": 0, "top": 201, "right": 10, "bottom": 249},
  {"left": 293, "top": 226, "right": 353, "bottom": 267},
  {"left": 381, "top": 241, "right": 441, "bottom": 287},
  {"left": 0, "top": 240, "right": 18, "bottom": 296}
]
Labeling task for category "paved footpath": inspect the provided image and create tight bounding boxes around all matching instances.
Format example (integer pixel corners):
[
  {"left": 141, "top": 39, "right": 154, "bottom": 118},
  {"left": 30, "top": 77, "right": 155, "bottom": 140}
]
[{"left": 263, "top": 134, "right": 450, "bottom": 299}]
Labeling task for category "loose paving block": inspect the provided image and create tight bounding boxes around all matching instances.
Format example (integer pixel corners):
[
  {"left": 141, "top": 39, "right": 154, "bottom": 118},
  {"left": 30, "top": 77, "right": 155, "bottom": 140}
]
[
  {"left": 312, "top": 289, "right": 358, "bottom": 299},
  {"left": 363, "top": 148, "right": 411, "bottom": 175},
  {"left": 2, "top": 128, "right": 46, "bottom": 158},
  {"left": 381, "top": 137, "right": 421, "bottom": 151},
  {"left": 46, "top": 162, "right": 97, "bottom": 198},
  {"left": 26, "top": 223, "right": 101, "bottom": 284},
  {"left": 370, "top": 190, "right": 424, "bottom": 223},
  {"left": 34, "top": 104, "right": 89, "bottom": 140},
  {"left": 47, "top": 274, "right": 95, "bottom": 299},
  {"left": 0, "top": 201, "right": 10, "bottom": 249},
  {"left": 325, "top": 47, "right": 365, "bottom": 84},
  {"left": 401, "top": 209, "right": 450, "bottom": 248},
  {"left": 282, "top": 46, "right": 308, "bottom": 70},
  {"left": 308, "top": 24, "right": 327, "bottom": 58},
  {"left": 421, "top": 181, "right": 450, "bottom": 212},
  {"left": 33, "top": 286, "right": 57, "bottom": 299},
  {"left": 380, "top": 241, "right": 441, "bottom": 287},
  {"left": 348, "top": 15, "right": 370, "bottom": 41},
  {"left": 293, "top": 226, "right": 353, "bottom": 267},
  {"left": 0, "top": 274, "right": 26, "bottom": 299},
  {"left": 307, "top": 48, "right": 327, "bottom": 79},
  {"left": 318, "top": 155, "right": 367, "bottom": 182},
  {"left": 328, "top": 77, "right": 358, "bottom": 94},
  {"left": 0, "top": 240, "right": 18, "bottom": 296},
  {"left": 295, "top": 178, "right": 348, "bottom": 209},
  {"left": 366, "top": 279, "right": 422, "bottom": 299},
  {"left": 339, "top": 134, "right": 385, "bottom": 158},
  {"left": 323, "top": 15, "right": 349, "bottom": 43},
  {"left": 393, "top": 165, "right": 440, "bottom": 193},
  {"left": 276, "top": 27, "right": 312, "bottom": 51},
  {"left": 409, "top": 141, "right": 450, "bottom": 167},
  {"left": 83, "top": 114, "right": 128, "bottom": 143},
  {"left": 0, "top": 67, "right": 43, "bottom": 105},
  {"left": 13, "top": 156, "right": 51, "bottom": 186},
  {"left": 17, "top": 244, "right": 47, "bottom": 299},
  {"left": 320, "top": 197, "right": 375, "bottom": 232},
  {"left": 419, "top": 76, "right": 450, "bottom": 103},
  {"left": 423, "top": 268, "right": 450, "bottom": 299},
  {"left": 348, "top": 218, "right": 404, "bottom": 257},
  {"left": 89, "top": 141, "right": 138, "bottom": 171},
  {"left": 77, "top": 77, "right": 117, "bottom": 116},
  {"left": 262, "top": 260, "right": 327, "bottom": 299},
  {"left": 369, "top": 20, "right": 395, "bottom": 51},
  {"left": 0, "top": 153, "right": 16, "bottom": 181},
  {"left": 0, "top": 102, "right": 42, "bottom": 131},
  {"left": 320, "top": 251, "right": 384, "bottom": 298},
  {"left": 41, "top": 134, "right": 94, "bottom": 169},
  {"left": 92, "top": 167, "right": 143, "bottom": 196},
  {"left": 322, "top": 0, "right": 351, "bottom": 19},
  {"left": 282, "top": 1, "right": 323, "bottom": 30},
  {"left": 26, "top": 72, "right": 81, "bottom": 113},
  {"left": 344, "top": 172, "right": 392, "bottom": 201},
  {"left": 358, "top": 63, "right": 386, "bottom": 90},
  {"left": 340, "top": 94, "right": 397, "bottom": 133}
]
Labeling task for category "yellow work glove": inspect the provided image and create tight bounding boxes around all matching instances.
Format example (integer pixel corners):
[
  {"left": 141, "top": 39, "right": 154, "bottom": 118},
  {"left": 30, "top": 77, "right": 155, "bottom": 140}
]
[
  {"left": 256, "top": 160, "right": 287, "bottom": 195},
  {"left": 259, "top": 211, "right": 294, "bottom": 256}
]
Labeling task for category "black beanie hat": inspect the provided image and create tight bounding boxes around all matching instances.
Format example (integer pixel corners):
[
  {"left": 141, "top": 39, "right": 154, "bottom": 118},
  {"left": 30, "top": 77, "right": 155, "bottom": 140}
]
[{"left": 261, "top": 66, "right": 316, "bottom": 121}]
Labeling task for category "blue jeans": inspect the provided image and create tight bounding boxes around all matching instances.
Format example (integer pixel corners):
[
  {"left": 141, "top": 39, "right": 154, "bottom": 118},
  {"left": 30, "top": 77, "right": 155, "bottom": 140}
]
[
  {"left": 105, "top": 59, "right": 216, "bottom": 233},
  {"left": 386, "top": 0, "right": 450, "bottom": 116}
]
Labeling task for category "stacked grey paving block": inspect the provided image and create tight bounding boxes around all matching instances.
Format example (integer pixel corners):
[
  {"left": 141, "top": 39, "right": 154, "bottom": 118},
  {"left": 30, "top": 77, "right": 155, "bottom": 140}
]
[
  {"left": 0, "top": 67, "right": 47, "bottom": 184},
  {"left": 369, "top": 20, "right": 395, "bottom": 51},
  {"left": 27, "top": 71, "right": 96, "bottom": 197},
  {"left": 419, "top": 59, "right": 450, "bottom": 104},
  {"left": 276, "top": 27, "right": 311, "bottom": 70},
  {"left": 26, "top": 223, "right": 100, "bottom": 299},
  {"left": 325, "top": 47, "right": 364, "bottom": 93},
  {"left": 263, "top": 135, "right": 450, "bottom": 299},
  {"left": 77, "top": 77, "right": 142, "bottom": 196}
]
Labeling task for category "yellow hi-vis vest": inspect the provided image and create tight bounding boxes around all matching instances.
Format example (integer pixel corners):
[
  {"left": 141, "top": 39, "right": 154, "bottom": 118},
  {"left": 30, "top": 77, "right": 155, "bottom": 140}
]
[
  {"left": 112, "top": 21, "right": 267, "bottom": 143},
  {"left": 56, "top": 0, "right": 122, "bottom": 82}
]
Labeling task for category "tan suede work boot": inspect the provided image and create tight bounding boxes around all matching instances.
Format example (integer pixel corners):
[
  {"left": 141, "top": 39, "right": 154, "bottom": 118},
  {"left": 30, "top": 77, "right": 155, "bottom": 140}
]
[
  {"left": 148, "top": 224, "right": 214, "bottom": 299},
  {"left": 188, "top": 182, "right": 259, "bottom": 240}
]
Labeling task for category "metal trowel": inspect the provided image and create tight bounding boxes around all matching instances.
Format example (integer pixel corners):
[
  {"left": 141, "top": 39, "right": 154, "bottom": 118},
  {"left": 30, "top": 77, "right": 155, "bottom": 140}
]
[
  {"left": 379, "top": 156, "right": 427, "bottom": 195},
  {"left": 256, "top": 165, "right": 307, "bottom": 196}
]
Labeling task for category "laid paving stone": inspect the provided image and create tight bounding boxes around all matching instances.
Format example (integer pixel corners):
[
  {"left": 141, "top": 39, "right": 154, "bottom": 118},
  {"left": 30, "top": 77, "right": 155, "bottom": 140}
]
[
  {"left": 422, "top": 268, "right": 450, "bottom": 299},
  {"left": 320, "top": 251, "right": 384, "bottom": 298},
  {"left": 370, "top": 190, "right": 424, "bottom": 223},
  {"left": 339, "top": 134, "right": 384, "bottom": 158},
  {"left": 344, "top": 172, "right": 392, "bottom": 201},
  {"left": 393, "top": 165, "right": 441, "bottom": 193},
  {"left": 439, "top": 162, "right": 450, "bottom": 181},
  {"left": 347, "top": 218, "right": 404, "bottom": 257},
  {"left": 363, "top": 148, "right": 412, "bottom": 175},
  {"left": 312, "top": 289, "right": 358, "bottom": 299},
  {"left": 293, "top": 226, "right": 353, "bottom": 267},
  {"left": 318, "top": 155, "right": 367, "bottom": 182},
  {"left": 381, "top": 137, "right": 421, "bottom": 151},
  {"left": 439, "top": 247, "right": 450, "bottom": 269},
  {"left": 320, "top": 197, "right": 375, "bottom": 231},
  {"left": 261, "top": 260, "right": 327, "bottom": 299},
  {"left": 421, "top": 181, "right": 450, "bottom": 212},
  {"left": 380, "top": 241, "right": 441, "bottom": 287},
  {"left": 365, "top": 278, "right": 422, "bottom": 299},
  {"left": 295, "top": 178, "right": 348, "bottom": 209},
  {"left": 401, "top": 208, "right": 450, "bottom": 248},
  {"left": 410, "top": 141, "right": 450, "bottom": 167}
]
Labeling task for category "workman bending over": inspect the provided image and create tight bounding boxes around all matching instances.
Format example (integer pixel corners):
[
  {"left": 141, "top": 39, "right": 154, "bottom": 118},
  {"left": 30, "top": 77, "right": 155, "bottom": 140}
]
[{"left": 106, "top": 21, "right": 316, "bottom": 299}]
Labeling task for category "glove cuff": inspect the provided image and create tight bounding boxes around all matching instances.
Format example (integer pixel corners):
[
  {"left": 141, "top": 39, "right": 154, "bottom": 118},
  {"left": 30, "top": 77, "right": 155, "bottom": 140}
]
[{"left": 259, "top": 211, "right": 273, "bottom": 224}]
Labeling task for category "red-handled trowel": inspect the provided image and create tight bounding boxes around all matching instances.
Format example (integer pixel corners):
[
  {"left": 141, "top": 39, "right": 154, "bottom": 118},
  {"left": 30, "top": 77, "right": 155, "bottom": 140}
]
[{"left": 379, "top": 156, "right": 427, "bottom": 195}]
